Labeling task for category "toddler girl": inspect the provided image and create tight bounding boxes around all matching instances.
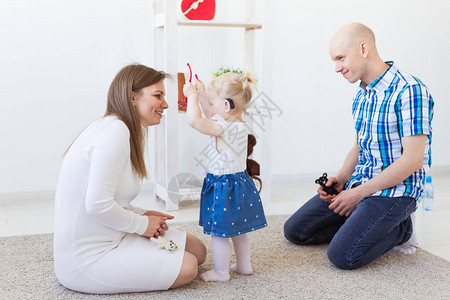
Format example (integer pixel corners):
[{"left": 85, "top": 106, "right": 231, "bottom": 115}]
[{"left": 183, "top": 72, "right": 267, "bottom": 282}]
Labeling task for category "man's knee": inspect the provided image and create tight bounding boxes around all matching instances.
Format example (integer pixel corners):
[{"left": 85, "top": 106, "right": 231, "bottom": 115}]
[
  {"left": 327, "top": 241, "right": 360, "bottom": 270},
  {"left": 283, "top": 216, "right": 294, "bottom": 241},
  {"left": 283, "top": 216, "right": 304, "bottom": 244}
]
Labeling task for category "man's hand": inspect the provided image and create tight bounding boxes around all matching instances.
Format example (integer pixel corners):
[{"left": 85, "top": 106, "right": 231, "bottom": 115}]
[
  {"left": 318, "top": 176, "right": 344, "bottom": 203},
  {"left": 328, "top": 187, "right": 364, "bottom": 217}
]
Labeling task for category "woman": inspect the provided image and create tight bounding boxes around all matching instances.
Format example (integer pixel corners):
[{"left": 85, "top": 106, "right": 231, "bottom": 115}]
[{"left": 54, "top": 64, "right": 206, "bottom": 294}]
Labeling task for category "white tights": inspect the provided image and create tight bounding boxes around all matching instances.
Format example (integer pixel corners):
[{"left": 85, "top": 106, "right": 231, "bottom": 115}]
[{"left": 200, "top": 234, "right": 253, "bottom": 282}]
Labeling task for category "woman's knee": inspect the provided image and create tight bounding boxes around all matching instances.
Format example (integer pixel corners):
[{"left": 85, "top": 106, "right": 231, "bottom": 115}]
[
  {"left": 185, "top": 233, "right": 207, "bottom": 265},
  {"left": 170, "top": 252, "right": 198, "bottom": 289},
  {"left": 180, "top": 252, "right": 198, "bottom": 280}
]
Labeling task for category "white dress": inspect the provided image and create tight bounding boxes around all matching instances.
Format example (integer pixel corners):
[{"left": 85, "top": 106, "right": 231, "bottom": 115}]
[
  {"left": 207, "top": 114, "right": 248, "bottom": 175},
  {"left": 198, "top": 114, "right": 267, "bottom": 237},
  {"left": 53, "top": 116, "right": 186, "bottom": 294}
]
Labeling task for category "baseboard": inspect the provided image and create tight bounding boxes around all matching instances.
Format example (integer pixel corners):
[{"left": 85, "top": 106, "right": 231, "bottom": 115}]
[
  {"left": 271, "top": 165, "right": 450, "bottom": 185},
  {"left": 271, "top": 172, "right": 335, "bottom": 185},
  {"left": 2, "top": 166, "right": 448, "bottom": 203},
  {"left": 0, "top": 190, "right": 55, "bottom": 205},
  {"left": 0, "top": 183, "right": 157, "bottom": 204},
  {"left": 428, "top": 165, "right": 450, "bottom": 176}
]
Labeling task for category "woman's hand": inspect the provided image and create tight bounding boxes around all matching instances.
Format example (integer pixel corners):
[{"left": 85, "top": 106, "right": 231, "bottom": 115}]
[
  {"left": 143, "top": 210, "right": 174, "bottom": 219},
  {"left": 141, "top": 212, "right": 174, "bottom": 238},
  {"left": 183, "top": 82, "right": 198, "bottom": 98},
  {"left": 142, "top": 215, "right": 167, "bottom": 238}
]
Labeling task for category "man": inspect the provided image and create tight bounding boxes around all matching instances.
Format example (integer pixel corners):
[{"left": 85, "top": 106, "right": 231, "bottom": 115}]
[{"left": 284, "top": 23, "right": 434, "bottom": 270}]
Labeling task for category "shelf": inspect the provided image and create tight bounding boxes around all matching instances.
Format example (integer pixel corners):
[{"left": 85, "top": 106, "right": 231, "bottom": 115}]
[
  {"left": 151, "top": 0, "right": 271, "bottom": 211},
  {"left": 177, "top": 20, "right": 262, "bottom": 29},
  {"left": 153, "top": 13, "right": 262, "bottom": 29}
]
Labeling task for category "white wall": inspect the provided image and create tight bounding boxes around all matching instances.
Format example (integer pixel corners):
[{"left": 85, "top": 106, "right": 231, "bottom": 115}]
[
  {"left": 1, "top": 0, "right": 449, "bottom": 196},
  {"left": 0, "top": 0, "right": 155, "bottom": 193},
  {"left": 268, "top": 0, "right": 450, "bottom": 176}
]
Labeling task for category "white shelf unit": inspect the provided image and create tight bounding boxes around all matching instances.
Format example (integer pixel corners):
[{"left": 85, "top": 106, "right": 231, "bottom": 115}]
[{"left": 150, "top": 0, "right": 273, "bottom": 211}]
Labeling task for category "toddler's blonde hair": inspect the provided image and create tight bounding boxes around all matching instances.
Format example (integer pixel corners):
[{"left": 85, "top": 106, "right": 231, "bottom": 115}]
[{"left": 209, "top": 71, "right": 258, "bottom": 109}]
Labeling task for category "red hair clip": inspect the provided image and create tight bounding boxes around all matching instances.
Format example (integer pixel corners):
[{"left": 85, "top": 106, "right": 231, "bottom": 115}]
[{"left": 187, "top": 63, "right": 193, "bottom": 83}]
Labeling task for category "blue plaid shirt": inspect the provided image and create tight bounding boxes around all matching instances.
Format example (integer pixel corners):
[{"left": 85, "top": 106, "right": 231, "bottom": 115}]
[{"left": 345, "top": 62, "right": 434, "bottom": 199}]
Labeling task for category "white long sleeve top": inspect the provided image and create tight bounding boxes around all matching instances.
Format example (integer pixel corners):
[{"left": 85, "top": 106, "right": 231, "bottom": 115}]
[{"left": 54, "top": 116, "right": 149, "bottom": 268}]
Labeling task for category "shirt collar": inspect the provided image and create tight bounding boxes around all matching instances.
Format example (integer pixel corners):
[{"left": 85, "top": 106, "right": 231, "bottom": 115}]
[{"left": 359, "top": 61, "right": 397, "bottom": 93}]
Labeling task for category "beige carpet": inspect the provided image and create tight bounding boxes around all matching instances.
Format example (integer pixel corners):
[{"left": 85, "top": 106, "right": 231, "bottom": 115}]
[{"left": 1, "top": 214, "right": 450, "bottom": 300}]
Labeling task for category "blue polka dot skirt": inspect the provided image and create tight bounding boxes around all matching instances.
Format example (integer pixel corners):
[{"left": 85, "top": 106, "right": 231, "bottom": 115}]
[{"left": 199, "top": 170, "right": 267, "bottom": 238}]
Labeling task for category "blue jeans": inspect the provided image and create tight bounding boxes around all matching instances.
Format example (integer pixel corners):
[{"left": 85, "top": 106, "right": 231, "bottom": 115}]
[{"left": 284, "top": 193, "right": 416, "bottom": 270}]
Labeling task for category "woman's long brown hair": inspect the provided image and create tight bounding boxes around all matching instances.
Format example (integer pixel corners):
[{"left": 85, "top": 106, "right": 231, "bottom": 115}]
[{"left": 105, "top": 64, "right": 169, "bottom": 179}]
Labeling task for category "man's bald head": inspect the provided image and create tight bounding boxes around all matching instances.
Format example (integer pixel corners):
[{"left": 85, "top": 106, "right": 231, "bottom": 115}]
[{"left": 331, "top": 23, "right": 376, "bottom": 51}]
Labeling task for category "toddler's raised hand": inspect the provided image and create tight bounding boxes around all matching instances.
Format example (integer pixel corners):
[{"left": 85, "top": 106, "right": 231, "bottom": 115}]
[
  {"left": 183, "top": 82, "right": 198, "bottom": 98},
  {"left": 195, "top": 77, "right": 206, "bottom": 98},
  {"left": 194, "top": 77, "right": 211, "bottom": 117}
]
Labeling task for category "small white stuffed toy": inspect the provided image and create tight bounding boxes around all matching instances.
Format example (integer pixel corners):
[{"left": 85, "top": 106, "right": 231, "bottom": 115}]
[{"left": 150, "top": 236, "right": 178, "bottom": 253}]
